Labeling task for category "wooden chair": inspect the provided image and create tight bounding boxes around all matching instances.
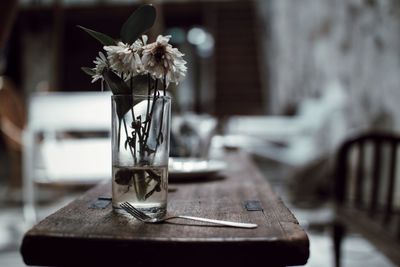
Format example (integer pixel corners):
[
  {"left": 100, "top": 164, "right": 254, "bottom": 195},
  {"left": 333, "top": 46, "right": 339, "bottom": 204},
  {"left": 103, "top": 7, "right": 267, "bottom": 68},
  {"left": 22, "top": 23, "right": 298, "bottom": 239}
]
[
  {"left": 333, "top": 132, "right": 400, "bottom": 267},
  {"left": 22, "top": 91, "right": 111, "bottom": 223},
  {"left": 0, "top": 77, "right": 26, "bottom": 189}
]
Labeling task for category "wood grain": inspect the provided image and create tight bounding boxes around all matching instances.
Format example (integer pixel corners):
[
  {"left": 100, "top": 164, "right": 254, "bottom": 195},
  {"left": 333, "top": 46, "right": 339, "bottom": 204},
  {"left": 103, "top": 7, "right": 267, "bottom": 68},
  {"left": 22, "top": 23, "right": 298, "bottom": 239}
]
[{"left": 21, "top": 151, "right": 309, "bottom": 267}]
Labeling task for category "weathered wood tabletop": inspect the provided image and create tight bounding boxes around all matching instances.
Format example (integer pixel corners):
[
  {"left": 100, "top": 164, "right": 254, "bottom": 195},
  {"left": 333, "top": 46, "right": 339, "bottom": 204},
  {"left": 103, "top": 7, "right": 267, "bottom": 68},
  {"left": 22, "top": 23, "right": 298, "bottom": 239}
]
[{"left": 20, "top": 151, "right": 309, "bottom": 267}]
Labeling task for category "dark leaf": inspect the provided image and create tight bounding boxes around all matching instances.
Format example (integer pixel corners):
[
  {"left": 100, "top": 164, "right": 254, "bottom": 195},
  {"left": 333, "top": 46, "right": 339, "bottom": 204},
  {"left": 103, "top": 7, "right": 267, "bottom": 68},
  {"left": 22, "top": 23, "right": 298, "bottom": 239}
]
[
  {"left": 81, "top": 67, "right": 95, "bottom": 76},
  {"left": 144, "top": 176, "right": 161, "bottom": 199},
  {"left": 104, "top": 70, "right": 133, "bottom": 118},
  {"left": 115, "top": 98, "right": 133, "bottom": 120},
  {"left": 146, "top": 169, "right": 161, "bottom": 180},
  {"left": 145, "top": 187, "right": 156, "bottom": 199},
  {"left": 115, "top": 168, "right": 133, "bottom": 186},
  {"left": 77, "top": 25, "right": 116, "bottom": 46},
  {"left": 127, "top": 75, "right": 149, "bottom": 95},
  {"left": 120, "top": 5, "right": 156, "bottom": 44},
  {"left": 145, "top": 182, "right": 160, "bottom": 199},
  {"left": 144, "top": 146, "right": 155, "bottom": 154},
  {"left": 103, "top": 70, "right": 131, "bottom": 95}
]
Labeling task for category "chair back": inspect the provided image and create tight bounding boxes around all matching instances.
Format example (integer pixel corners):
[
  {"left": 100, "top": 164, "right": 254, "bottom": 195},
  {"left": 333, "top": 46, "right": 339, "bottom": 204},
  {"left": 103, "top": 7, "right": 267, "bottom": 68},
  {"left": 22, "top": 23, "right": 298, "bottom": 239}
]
[
  {"left": 335, "top": 132, "right": 400, "bottom": 236},
  {"left": 26, "top": 91, "right": 112, "bottom": 183}
]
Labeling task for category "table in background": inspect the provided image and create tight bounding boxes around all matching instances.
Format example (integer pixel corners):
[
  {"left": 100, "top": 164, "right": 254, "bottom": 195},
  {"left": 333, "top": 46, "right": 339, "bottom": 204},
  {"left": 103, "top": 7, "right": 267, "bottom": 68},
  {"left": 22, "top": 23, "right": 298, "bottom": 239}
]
[{"left": 21, "top": 151, "right": 309, "bottom": 267}]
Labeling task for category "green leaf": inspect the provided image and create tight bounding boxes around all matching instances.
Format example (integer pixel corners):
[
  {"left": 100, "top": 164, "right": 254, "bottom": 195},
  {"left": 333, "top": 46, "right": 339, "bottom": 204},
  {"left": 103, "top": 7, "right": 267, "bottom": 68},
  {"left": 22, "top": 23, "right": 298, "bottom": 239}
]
[
  {"left": 77, "top": 25, "right": 116, "bottom": 46},
  {"left": 103, "top": 70, "right": 131, "bottom": 95},
  {"left": 120, "top": 5, "right": 156, "bottom": 44},
  {"left": 81, "top": 67, "right": 95, "bottom": 76}
]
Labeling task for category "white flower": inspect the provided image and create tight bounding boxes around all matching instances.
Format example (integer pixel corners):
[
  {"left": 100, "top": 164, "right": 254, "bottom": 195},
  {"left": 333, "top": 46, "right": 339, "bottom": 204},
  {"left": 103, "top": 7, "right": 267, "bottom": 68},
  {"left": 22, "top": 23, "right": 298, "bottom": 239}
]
[
  {"left": 136, "top": 35, "right": 148, "bottom": 49},
  {"left": 141, "top": 35, "right": 187, "bottom": 87},
  {"left": 91, "top": 52, "right": 108, "bottom": 83},
  {"left": 104, "top": 38, "right": 146, "bottom": 78}
]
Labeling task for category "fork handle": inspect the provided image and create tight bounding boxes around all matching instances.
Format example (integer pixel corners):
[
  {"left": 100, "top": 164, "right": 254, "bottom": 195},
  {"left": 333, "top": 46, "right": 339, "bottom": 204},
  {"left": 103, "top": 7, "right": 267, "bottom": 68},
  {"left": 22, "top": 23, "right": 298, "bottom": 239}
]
[{"left": 169, "top": 215, "right": 258, "bottom": 229}]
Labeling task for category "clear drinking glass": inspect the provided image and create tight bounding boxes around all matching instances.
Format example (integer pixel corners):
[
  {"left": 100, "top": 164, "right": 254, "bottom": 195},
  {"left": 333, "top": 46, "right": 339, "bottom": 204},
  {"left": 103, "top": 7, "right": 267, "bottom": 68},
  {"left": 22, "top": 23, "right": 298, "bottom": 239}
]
[{"left": 111, "top": 94, "right": 171, "bottom": 220}]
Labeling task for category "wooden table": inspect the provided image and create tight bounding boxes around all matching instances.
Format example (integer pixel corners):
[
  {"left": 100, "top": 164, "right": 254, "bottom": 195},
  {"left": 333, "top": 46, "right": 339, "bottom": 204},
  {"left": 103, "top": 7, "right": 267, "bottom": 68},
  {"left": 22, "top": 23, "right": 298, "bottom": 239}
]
[{"left": 20, "top": 151, "right": 309, "bottom": 267}]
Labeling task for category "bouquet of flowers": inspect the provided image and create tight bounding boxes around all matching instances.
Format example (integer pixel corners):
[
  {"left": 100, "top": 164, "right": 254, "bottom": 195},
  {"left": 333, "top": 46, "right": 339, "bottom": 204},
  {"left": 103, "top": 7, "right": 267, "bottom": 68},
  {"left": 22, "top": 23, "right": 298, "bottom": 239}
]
[
  {"left": 80, "top": 5, "right": 187, "bottom": 92},
  {"left": 79, "top": 5, "right": 186, "bottom": 208}
]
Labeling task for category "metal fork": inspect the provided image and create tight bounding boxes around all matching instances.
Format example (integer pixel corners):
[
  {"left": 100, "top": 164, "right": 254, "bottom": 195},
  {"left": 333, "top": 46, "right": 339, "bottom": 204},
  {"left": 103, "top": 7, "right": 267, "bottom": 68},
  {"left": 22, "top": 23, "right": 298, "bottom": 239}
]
[{"left": 120, "top": 202, "right": 258, "bottom": 229}]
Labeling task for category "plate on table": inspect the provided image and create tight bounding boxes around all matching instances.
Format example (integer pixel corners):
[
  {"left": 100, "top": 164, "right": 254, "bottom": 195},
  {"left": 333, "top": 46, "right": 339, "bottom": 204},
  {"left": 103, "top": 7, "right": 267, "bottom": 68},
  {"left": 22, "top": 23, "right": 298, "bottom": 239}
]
[{"left": 168, "top": 157, "right": 226, "bottom": 180}]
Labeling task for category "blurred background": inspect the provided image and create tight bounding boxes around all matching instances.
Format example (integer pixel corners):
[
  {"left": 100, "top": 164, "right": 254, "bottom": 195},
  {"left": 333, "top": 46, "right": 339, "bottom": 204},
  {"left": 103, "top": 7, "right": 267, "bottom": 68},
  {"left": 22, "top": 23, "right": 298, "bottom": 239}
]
[{"left": 1, "top": 0, "right": 400, "bottom": 266}]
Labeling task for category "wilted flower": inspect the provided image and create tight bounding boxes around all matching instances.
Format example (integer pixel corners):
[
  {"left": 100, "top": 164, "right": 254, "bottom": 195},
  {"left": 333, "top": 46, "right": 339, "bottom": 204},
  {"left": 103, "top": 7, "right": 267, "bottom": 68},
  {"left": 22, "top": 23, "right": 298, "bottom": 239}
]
[
  {"left": 104, "top": 38, "right": 146, "bottom": 78},
  {"left": 91, "top": 52, "right": 109, "bottom": 83},
  {"left": 141, "top": 35, "right": 187, "bottom": 87}
]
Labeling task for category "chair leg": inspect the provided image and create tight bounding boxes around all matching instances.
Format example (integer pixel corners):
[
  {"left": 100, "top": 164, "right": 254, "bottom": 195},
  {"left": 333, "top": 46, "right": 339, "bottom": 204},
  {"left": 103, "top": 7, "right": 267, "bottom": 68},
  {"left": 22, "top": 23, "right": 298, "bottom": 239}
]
[
  {"left": 22, "top": 129, "right": 37, "bottom": 224},
  {"left": 332, "top": 221, "right": 345, "bottom": 267}
]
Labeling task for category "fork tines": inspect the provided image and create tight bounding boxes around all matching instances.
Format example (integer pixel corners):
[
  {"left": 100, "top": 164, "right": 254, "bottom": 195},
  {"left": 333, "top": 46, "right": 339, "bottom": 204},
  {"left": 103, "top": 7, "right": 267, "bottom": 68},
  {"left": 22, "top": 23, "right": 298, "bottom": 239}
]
[{"left": 120, "top": 202, "right": 149, "bottom": 221}]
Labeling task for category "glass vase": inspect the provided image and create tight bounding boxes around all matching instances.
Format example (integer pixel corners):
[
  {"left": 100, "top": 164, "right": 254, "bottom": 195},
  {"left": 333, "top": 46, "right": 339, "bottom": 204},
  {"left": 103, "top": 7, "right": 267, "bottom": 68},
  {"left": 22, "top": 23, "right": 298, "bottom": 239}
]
[{"left": 111, "top": 94, "right": 171, "bottom": 220}]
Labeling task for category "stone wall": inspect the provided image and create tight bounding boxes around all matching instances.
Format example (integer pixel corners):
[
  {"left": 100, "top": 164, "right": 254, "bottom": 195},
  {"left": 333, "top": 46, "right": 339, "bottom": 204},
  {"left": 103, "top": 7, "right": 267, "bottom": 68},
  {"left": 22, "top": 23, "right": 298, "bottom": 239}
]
[{"left": 259, "top": 0, "right": 400, "bottom": 132}]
